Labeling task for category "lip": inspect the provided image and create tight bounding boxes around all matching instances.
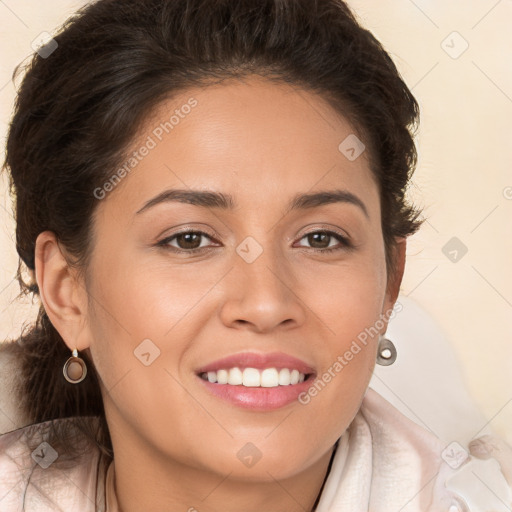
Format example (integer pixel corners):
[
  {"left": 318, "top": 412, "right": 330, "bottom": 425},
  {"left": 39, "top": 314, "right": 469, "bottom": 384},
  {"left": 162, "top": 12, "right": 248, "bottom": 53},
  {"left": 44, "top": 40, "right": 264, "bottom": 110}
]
[
  {"left": 198, "top": 377, "right": 315, "bottom": 411},
  {"left": 195, "top": 351, "right": 316, "bottom": 375},
  {"left": 195, "top": 351, "right": 317, "bottom": 411}
]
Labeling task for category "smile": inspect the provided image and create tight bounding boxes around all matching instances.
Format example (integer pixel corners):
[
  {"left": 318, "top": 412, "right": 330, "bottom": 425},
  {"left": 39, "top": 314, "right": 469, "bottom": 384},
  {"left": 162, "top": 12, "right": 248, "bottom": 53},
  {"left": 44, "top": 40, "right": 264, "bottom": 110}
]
[{"left": 195, "top": 351, "right": 316, "bottom": 411}]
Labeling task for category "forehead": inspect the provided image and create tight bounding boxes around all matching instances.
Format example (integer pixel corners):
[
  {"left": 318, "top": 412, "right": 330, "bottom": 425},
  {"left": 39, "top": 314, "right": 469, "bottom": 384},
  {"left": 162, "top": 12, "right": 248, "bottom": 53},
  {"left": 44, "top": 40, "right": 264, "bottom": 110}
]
[{"left": 95, "top": 75, "right": 379, "bottom": 220}]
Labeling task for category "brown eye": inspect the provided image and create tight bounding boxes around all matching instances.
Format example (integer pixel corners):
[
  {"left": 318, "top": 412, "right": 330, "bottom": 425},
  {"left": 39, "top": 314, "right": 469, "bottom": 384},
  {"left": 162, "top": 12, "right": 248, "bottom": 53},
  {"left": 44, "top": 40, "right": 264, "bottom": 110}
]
[
  {"left": 306, "top": 232, "right": 331, "bottom": 249},
  {"left": 174, "top": 232, "right": 204, "bottom": 250},
  {"left": 157, "top": 230, "right": 217, "bottom": 252},
  {"left": 295, "top": 230, "right": 351, "bottom": 252}
]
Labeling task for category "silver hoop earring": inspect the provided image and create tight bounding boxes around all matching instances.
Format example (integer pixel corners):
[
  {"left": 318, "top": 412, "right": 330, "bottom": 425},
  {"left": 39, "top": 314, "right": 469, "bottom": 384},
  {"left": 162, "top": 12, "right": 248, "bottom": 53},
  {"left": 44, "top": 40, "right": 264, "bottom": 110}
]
[
  {"left": 376, "top": 336, "right": 397, "bottom": 366},
  {"left": 63, "top": 348, "right": 88, "bottom": 384}
]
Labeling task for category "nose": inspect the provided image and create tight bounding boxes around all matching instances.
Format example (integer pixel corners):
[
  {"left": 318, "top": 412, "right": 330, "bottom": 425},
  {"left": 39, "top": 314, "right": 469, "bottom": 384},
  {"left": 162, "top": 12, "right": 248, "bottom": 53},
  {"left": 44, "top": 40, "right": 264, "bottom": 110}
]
[{"left": 218, "top": 241, "right": 307, "bottom": 334}]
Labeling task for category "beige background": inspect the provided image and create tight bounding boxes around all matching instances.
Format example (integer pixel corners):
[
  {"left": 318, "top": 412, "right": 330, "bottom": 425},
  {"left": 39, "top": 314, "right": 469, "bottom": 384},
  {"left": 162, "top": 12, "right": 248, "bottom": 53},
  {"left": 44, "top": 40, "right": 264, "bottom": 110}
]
[{"left": 1, "top": 1, "right": 511, "bottom": 442}]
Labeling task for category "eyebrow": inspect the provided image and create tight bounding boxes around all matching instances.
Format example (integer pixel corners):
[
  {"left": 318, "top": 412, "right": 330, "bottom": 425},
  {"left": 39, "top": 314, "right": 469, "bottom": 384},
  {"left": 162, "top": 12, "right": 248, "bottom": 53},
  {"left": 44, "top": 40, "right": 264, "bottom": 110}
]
[{"left": 135, "top": 188, "right": 369, "bottom": 219}]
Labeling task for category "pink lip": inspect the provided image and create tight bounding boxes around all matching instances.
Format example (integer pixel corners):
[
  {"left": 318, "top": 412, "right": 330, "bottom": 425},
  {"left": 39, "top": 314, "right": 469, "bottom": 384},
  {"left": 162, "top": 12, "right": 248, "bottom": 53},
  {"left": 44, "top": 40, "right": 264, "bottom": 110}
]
[
  {"left": 196, "top": 351, "right": 316, "bottom": 375},
  {"left": 198, "top": 378, "right": 315, "bottom": 411},
  {"left": 195, "top": 351, "right": 317, "bottom": 411}
]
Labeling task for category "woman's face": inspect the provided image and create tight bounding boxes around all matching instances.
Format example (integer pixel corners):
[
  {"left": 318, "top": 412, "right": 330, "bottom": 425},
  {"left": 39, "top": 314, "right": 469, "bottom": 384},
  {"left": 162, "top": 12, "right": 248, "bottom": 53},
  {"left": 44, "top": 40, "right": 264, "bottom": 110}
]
[{"left": 78, "top": 75, "right": 403, "bottom": 481}]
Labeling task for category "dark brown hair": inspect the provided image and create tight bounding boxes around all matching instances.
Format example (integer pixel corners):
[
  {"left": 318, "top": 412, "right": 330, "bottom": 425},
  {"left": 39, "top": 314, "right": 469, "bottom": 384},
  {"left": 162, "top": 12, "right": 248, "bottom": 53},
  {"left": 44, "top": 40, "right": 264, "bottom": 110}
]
[{"left": 2, "top": 0, "right": 423, "bottom": 467}]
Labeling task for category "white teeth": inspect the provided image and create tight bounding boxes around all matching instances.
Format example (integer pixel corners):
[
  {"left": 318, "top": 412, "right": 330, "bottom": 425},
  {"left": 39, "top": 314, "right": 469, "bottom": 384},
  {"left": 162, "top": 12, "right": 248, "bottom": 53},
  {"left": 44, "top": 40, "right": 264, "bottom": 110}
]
[
  {"left": 242, "top": 368, "right": 260, "bottom": 387},
  {"left": 216, "top": 369, "right": 229, "bottom": 384},
  {"left": 228, "top": 367, "right": 243, "bottom": 385},
  {"left": 278, "top": 368, "right": 291, "bottom": 385},
  {"left": 200, "top": 367, "right": 308, "bottom": 387},
  {"left": 261, "top": 368, "right": 279, "bottom": 387}
]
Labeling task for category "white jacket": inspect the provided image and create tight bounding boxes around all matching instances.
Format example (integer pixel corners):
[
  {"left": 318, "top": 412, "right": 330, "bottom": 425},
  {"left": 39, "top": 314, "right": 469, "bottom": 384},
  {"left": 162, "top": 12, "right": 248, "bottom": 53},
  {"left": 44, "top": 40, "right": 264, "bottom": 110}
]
[{"left": 315, "top": 387, "right": 512, "bottom": 511}]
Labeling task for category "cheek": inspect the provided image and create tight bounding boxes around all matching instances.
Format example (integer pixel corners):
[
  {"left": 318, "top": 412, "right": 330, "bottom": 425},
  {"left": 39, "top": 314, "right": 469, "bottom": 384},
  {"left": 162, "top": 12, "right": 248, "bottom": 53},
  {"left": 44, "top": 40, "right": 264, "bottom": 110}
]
[
  {"left": 298, "top": 247, "right": 387, "bottom": 415},
  {"left": 88, "top": 251, "right": 200, "bottom": 338},
  {"left": 305, "top": 248, "right": 387, "bottom": 346},
  {"left": 84, "top": 251, "right": 216, "bottom": 399}
]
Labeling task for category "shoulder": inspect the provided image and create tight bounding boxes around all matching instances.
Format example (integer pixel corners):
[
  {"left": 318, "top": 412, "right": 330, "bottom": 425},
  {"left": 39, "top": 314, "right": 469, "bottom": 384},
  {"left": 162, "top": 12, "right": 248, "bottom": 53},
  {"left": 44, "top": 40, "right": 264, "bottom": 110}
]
[
  {"left": 0, "top": 416, "right": 108, "bottom": 512},
  {"left": 358, "top": 387, "right": 512, "bottom": 511}
]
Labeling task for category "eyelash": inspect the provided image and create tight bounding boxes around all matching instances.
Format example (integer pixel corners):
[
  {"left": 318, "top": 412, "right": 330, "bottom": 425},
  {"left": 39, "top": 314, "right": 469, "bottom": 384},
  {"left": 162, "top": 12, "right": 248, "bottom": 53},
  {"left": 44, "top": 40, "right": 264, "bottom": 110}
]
[{"left": 156, "top": 229, "right": 352, "bottom": 254}]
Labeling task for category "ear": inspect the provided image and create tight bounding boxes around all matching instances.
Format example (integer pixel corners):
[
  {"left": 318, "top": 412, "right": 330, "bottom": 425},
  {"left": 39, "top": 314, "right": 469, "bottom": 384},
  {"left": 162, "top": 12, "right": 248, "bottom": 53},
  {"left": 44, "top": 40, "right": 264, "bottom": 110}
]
[
  {"left": 382, "top": 236, "right": 407, "bottom": 320},
  {"left": 34, "top": 231, "right": 91, "bottom": 352}
]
